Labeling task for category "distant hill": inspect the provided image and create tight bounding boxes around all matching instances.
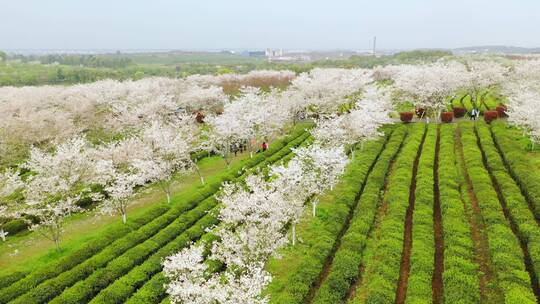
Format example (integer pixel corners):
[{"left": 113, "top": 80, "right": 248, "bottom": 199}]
[{"left": 452, "top": 45, "right": 540, "bottom": 54}]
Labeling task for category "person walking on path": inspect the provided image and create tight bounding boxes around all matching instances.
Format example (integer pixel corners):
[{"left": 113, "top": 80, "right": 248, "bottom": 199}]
[{"left": 470, "top": 108, "right": 478, "bottom": 120}]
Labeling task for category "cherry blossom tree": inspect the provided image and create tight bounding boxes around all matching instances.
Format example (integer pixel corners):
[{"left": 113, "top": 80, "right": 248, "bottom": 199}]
[
  {"left": 243, "top": 89, "right": 292, "bottom": 155},
  {"left": 461, "top": 59, "right": 509, "bottom": 109},
  {"left": 98, "top": 167, "right": 145, "bottom": 224},
  {"left": 285, "top": 68, "right": 373, "bottom": 118},
  {"left": 22, "top": 135, "right": 97, "bottom": 249},
  {"left": 164, "top": 175, "right": 289, "bottom": 304},
  {"left": 204, "top": 113, "right": 249, "bottom": 167},
  {"left": 393, "top": 62, "right": 467, "bottom": 121},
  {"left": 505, "top": 85, "right": 540, "bottom": 148},
  {"left": 310, "top": 115, "right": 350, "bottom": 148},
  {"left": 345, "top": 89, "right": 392, "bottom": 151},
  {"left": 512, "top": 59, "right": 540, "bottom": 82},
  {"left": 163, "top": 244, "right": 272, "bottom": 304},
  {"left": 93, "top": 137, "right": 151, "bottom": 224},
  {"left": 311, "top": 86, "right": 391, "bottom": 155},
  {"left": 164, "top": 140, "right": 350, "bottom": 302},
  {"left": 270, "top": 144, "right": 348, "bottom": 240},
  {"left": 135, "top": 121, "right": 193, "bottom": 203}
]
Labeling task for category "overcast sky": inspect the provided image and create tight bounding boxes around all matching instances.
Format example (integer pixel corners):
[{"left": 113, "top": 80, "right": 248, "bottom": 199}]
[{"left": 1, "top": 0, "right": 540, "bottom": 51}]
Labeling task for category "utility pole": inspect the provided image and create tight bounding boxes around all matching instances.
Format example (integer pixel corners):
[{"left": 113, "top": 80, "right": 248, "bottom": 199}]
[{"left": 372, "top": 36, "right": 377, "bottom": 56}]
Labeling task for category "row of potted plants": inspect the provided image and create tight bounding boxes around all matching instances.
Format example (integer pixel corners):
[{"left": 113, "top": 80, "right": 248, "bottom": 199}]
[{"left": 399, "top": 105, "right": 507, "bottom": 124}]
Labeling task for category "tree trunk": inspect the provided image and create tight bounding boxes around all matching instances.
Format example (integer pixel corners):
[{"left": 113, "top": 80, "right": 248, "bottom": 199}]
[
  {"left": 195, "top": 165, "right": 205, "bottom": 185},
  {"left": 312, "top": 201, "right": 317, "bottom": 217},
  {"left": 292, "top": 223, "right": 296, "bottom": 246},
  {"left": 166, "top": 192, "right": 171, "bottom": 204},
  {"left": 54, "top": 235, "right": 61, "bottom": 251},
  {"left": 122, "top": 213, "right": 127, "bottom": 224},
  {"left": 224, "top": 154, "right": 231, "bottom": 168},
  {"left": 0, "top": 228, "right": 6, "bottom": 242}
]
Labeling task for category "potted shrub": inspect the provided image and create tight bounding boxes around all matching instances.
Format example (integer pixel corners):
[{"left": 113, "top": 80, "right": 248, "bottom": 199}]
[
  {"left": 399, "top": 112, "right": 414, "bottom": 123},
  {"left": 453, "top": 107, "right": 466, "bottom": 118},
  {"left": 484, "top": 111, "right": 498, "bottom": 123},
  {"left": 496, "top": 104, "right": 507, "bottom": 118},
  {"left": 441, "top": 111, "right": 454, "bottom": 123},
  {"left": 195, "top": 111, "right": 205, "bottom": 123}
]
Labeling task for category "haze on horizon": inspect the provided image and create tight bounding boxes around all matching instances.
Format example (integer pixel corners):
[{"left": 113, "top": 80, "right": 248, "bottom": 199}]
[{"left": 1, "top": 0, "right": 540, "bottom": 51}]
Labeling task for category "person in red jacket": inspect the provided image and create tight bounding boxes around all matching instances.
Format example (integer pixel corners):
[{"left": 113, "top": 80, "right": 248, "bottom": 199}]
[{"left": 262, "top": 141, "right": 268, "bottom": 152}]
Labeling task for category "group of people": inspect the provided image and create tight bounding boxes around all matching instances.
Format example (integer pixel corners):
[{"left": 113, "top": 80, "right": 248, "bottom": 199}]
[{"left": 230, "top": 140, "right": 269, "bottom": 156}]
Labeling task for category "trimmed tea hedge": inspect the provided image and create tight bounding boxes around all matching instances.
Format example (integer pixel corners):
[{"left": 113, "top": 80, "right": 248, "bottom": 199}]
[
  {"left": 46, "top": 200, "right": 220, "bottom": 304},
  {"left": 439, "top": 124, "right": 480, "bottom": 303},
  {"left": 405, "top": 125, "right": 436, "bottom": 302},
  {"left": 265, "top": 130, "right": 392, "bottom": 304},
  {"left": 0, "top": 205, "right": 169, "bottom": 303},
  {"left": 459, "top": 122, "right": 536, "bottom": 303},
  {"left": 0, "top": 123, "right": 312, "bottom": 304},
  {"left": 490, "top": 121, "right": 540, "bottom": 221},
  {"left": 310, "top": 125, "right": 409, "bottom": 304},
  {"left": 46, "top": 132, "right": 310, "bottom": 304},
  {"left": 350, "top": 123, "right": 427, "bottom": 304},
  {"left": 87, "top": 138, "right": 316, "bottom": 304},
  {"left": 121, "top": 135, "right": 316, "bottom": 304},
  {"left": 475, "top": 123, "right": 540, "bottom": 292}
]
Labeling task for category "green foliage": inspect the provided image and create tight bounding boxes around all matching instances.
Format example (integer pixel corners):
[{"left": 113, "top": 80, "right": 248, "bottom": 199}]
[
  {"left": 449, "top": 92, "right": 503, "bottom": 115},
  {"left": 0, "top": 62, "right": 178, "bottom": 86},
  {"left": 310, "top": 125, "right": 409, "bottom": 304},
  {"left": 351, "top": 123, "right": 426, "bottom": 303},
  {"left": 0, "top": 49, "right": 457, "bottom": 87},
  {"left": 475, "top": 122, "right": 540, "bottom": 292},
  {"left": 0, "top": 124, "right": 311, "bottom": 303},
  {"left": 392, "top": 50, "right": 452, "bottom": 62},
  {"left": 0, "top": 271, "right": 27, "bottom": 289},
  {"left": 265, "top": 132, "right": 392, "bottom": 304},
  {"left": 0, "top": 205, "right": 169, "bottom": 303},
  {"left": 405, "top": 125, "right": 436, "bottom": 302},
  {"left": 458, "top": 122, "right": 536, "bottom": 302},
  {"left": 439, "top": 124, "right": 480, "bottom": 303},
  {"left": 491, "top": 121, "right": 540, "bottom": 219},
  {"left": 46, "top": 201, "right": 219, "bottom": 304}
]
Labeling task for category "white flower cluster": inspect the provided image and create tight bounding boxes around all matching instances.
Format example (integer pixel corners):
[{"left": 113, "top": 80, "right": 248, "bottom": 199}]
[{"left": 163, "top": 132, "right": 349, "bottom": 304}]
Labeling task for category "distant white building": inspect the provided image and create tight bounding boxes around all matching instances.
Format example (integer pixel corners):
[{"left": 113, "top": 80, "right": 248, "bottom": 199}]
[{"left": 265, "top": 48, "right": 284, "bottom": 57}]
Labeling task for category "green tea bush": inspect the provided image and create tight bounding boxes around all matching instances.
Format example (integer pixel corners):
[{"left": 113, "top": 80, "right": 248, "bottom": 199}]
[
  {"left": 459, "top": 122, "right": 536, "bottom": 303},
  {"left": 266, "top": 133, "right": 391, "bottom": 304},
  {"left": 475, "top": 123, "right": 540, "bottom": 290},
  {"left": 491, "top": 121, "right": 540, "bottom": 221},
  {"left": 405, "top": 125, "right": 436, "bottom": 302},
  {"left": 1, "top": 123, "right": 312, "bottom": 303},
  {"left": 439, "top": 124, "right": 480, "bottom": 303},
  {"left": 350, "top": 123, "right": 426, "bottom": 304},
  {"left": 311, "top": 125, "right": 408, "bottom": 304}
]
